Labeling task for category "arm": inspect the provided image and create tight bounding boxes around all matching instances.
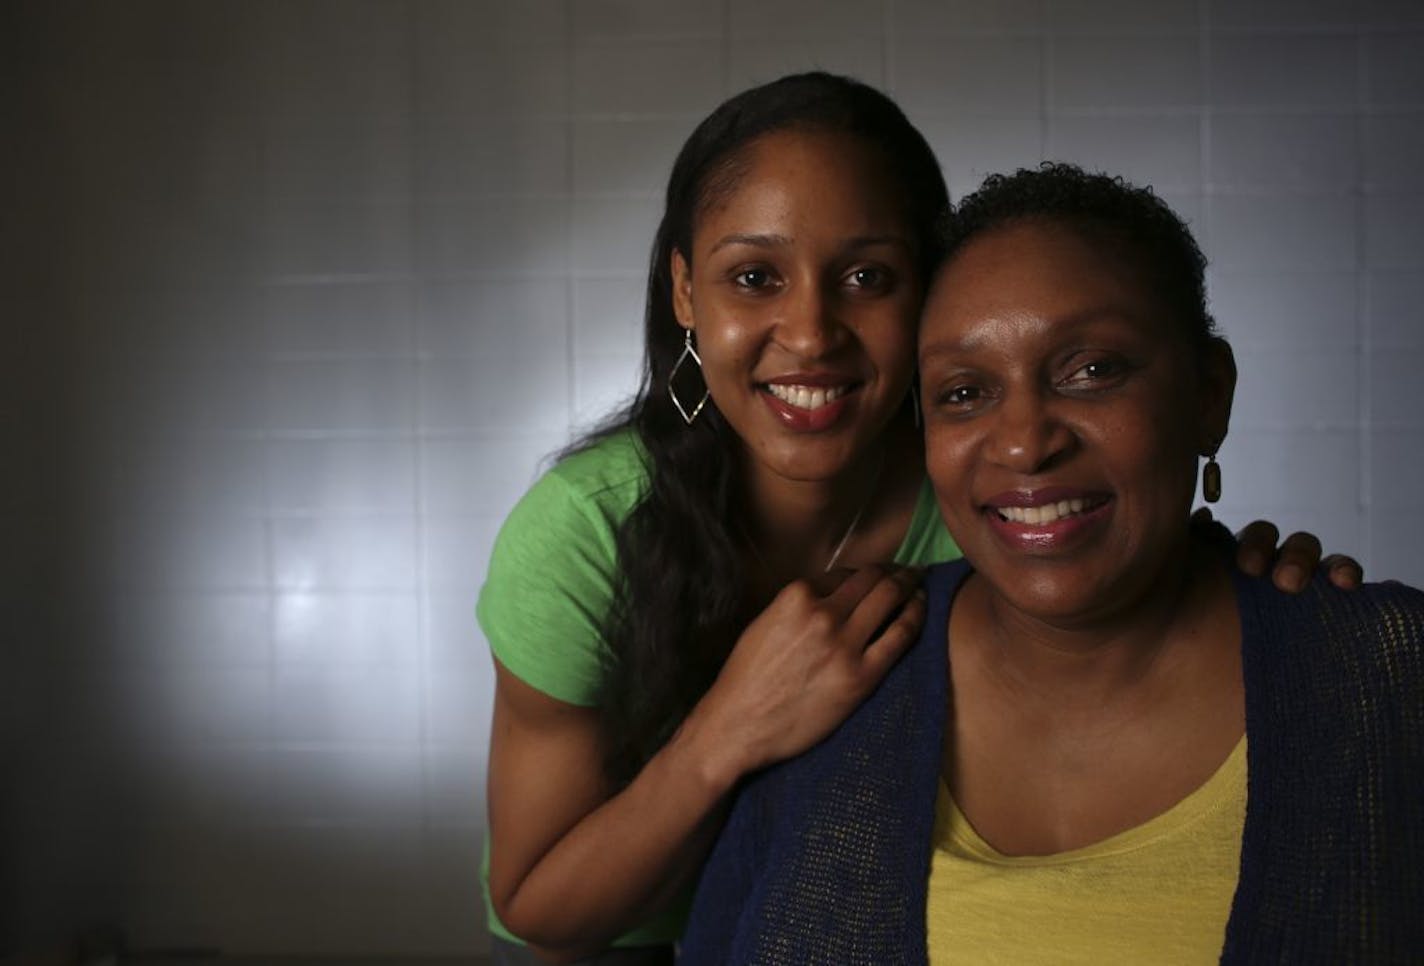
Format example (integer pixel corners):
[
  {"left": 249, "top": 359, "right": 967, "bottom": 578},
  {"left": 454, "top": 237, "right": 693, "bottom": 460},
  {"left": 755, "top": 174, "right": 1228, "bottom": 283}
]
[{"left": 487, "top": 555, "right": 924, "bottom": 958}]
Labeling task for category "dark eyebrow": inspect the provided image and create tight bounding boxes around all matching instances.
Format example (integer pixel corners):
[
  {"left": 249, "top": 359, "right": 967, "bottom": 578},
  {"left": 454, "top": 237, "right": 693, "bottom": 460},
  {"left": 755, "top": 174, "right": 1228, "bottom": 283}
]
[
  {"left": 707, "top": 233, "right": 912, "bottom": 256},
  {"left": 708, "top": 233, "right": 792, "bottom": 255}
]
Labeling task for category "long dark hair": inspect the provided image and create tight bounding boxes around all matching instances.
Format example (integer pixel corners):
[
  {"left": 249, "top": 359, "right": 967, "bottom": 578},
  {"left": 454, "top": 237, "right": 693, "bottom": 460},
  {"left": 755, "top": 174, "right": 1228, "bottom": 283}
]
[{"left": 574, "top": 72, "right": 950, "bottom": 785}]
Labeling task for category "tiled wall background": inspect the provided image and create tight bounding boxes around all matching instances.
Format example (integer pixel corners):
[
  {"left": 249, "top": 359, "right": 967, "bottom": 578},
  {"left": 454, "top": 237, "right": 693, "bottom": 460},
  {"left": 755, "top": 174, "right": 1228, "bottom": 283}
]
[{"left": 5, "top": 0, "right": 1421, "bottom": 957}]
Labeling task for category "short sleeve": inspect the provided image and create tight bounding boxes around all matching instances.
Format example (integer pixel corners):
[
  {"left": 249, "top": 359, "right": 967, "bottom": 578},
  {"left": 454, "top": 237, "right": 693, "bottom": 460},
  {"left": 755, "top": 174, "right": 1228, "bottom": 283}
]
[{"left": 477, "top": 468, "right": 624, "bottom": 707}]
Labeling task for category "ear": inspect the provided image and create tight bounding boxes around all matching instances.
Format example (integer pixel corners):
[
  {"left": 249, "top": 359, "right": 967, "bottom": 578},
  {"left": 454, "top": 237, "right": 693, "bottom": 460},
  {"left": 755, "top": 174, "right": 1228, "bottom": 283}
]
[
  {"left": 670, "top": 249, "right": 695, "bottom": 332},
  {"left": 1199, "top": 338, "right": 1237, "bottom": 453}
]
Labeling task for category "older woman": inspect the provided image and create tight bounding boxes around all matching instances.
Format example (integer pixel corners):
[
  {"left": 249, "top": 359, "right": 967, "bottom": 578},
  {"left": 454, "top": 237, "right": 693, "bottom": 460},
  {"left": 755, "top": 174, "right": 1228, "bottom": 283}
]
[{"left": 680, "top": 164, "right": 1424, "bottom": 964}]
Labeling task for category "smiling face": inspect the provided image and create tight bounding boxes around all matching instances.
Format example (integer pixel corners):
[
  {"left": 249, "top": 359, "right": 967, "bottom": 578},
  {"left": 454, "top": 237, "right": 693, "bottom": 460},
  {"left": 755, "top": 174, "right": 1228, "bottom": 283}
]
[
  {"left": 670, "top": 127, "right": 922, "bottom": 484},
  {"left": 919, "top": 219, "right": 1235, "bottom": 625}
]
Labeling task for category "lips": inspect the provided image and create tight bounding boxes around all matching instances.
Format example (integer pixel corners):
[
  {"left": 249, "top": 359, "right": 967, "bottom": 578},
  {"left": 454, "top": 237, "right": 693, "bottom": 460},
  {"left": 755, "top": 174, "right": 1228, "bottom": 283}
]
[
  {"left": 758, "top": 375, "right": 860, "bottom": 432},
  {"left": 981, "top": 489, "right": 1113, "bottom": 551}
]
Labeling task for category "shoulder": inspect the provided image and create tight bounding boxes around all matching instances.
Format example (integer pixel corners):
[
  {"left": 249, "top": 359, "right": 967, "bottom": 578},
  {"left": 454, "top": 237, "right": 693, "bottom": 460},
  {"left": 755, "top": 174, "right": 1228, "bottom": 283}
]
[
  {"left": 532, "top": 429, "right": 650, "bottom": 523},
  {"left": 1237, "top": 570, "right": 1424, "bottom": 702},
  {"left": 476, "top": 430, "right": 650, "bottom": 706}
]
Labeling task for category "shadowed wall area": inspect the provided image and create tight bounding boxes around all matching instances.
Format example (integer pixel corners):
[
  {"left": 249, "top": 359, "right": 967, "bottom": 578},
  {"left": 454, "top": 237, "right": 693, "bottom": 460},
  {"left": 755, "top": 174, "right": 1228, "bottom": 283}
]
[{"left": 4, "top": 0, "right": 1422, "bottom": 958}]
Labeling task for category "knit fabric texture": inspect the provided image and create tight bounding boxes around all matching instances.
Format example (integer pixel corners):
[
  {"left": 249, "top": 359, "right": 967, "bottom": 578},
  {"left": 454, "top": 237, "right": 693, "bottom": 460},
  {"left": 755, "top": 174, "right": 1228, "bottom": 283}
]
[{"left": 680, "top": 559, "right": 1424, "bottom": 965}]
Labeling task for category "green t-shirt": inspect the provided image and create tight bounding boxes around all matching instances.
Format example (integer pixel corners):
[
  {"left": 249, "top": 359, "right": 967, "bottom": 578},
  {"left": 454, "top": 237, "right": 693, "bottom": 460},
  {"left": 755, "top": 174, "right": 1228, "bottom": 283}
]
[{"left": 477, "top": 430, "right": 961, "bottom": 945}]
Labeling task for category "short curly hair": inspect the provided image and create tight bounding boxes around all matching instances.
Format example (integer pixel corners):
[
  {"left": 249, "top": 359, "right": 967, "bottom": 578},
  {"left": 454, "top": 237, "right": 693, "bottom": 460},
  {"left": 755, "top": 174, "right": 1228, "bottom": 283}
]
[{"left": 941, "top": 162, "right": 1219, "bottom": 350}]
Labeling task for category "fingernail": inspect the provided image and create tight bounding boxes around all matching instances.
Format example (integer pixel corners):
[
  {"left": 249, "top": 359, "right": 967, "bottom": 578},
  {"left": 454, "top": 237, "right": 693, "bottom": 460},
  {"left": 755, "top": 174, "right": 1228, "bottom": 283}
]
[{"left": 1279, "top": 564, "right": 1305, "bottom": 590}]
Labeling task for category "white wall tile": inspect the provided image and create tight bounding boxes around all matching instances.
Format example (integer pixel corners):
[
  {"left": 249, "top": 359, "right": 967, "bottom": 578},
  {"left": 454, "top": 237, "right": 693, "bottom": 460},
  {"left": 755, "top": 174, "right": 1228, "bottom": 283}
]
[
  {"left": 917, "top": 116, "right": 1044, "bottom": 198},
  {"left": 1209, "top": 114, "right": 1357, "bottom": 189},
  {"left": 263, "top": 125, "right": 414, "bottom": 203},
  {"left": 1209, "top": 35, "right": 1357, "bottom": 111},
  {"left": 892, "top": 0, "right": 1048, "bottom": 35},
  {"left": 416, "top": 45, "right": 569, "bottom": 117},
  {"left": 265, "top": 281, "right": 415, "bottom": 357},
  {"left": 1205, "top": 194, "right": 1356, "bottom": 271},
  {"left": 1230, "top": 346, "right": 1361, "bottom": 430},
  {"left": 577, "top": 0, "right": 725, "bottom": 40},
  {"left": 422, "top": 515, "right": 501, "bottom": 591},
  {"left": 104, "top": 668, "right": 273, "bottom": 745},
  {"left": 266, "top": 360, "right": 416, "bottom": 434},
  {"left": 1208, "top": 270, "right": 1358, "bottom": 348},
  {"left": 1367, "top": 33, "right": 1424, "bottom": 108},
  {"left": 422, "top": 436, "right": 557, "bottom": 517},
  {"left": 427, "top": 663, "right": 494, "bottom": 743},
  {"left": 275, "top": 592, "right": 421, "bottom": 665},
  {"left": 107, "top": 593, "right": 272, "bottom": 667},
  {"left": 730, "top": 0, "right": 883, "bottom": 39},
  {"left": 424, "top": 743, "right": 485, "bottom": 825},
  {"left": 571, "top": 198, "right": 664, "bottom": 274},
  {"left": 417, "top": 198, "right": 569, "bottom": 275},
  {"left": 1369, "top": 429, "right": 1424, "bottom": 506},
  {"left": 1368, "top": 0, "right": 1424, "bottom": 29},
  {"left": 266, "top": 439, "right": 416, "bottom": 513},
  {"left": 1046, "top": 115, "right": 1201, "bottom": 190},
  {"left": 272, "top": 667, "right": 421, "bottom": 742},
  {"left": 1216, "top": 428, "right": 1361, "bottom": 510},
  {"left": 271, "top": 515, "right": 418, "bottom": 592},
  {"left": 1365, "top": 193, "right": 1424, "bottom": 270},
  {"left": 1368, "top": 272, "right": 1424, "bottom": 348},
  {"left": 728, "top": 38, "right": 887, "bottom": 92},
  {"left": 69, "top": 284, "right": 267, "bottom": 359},
  {"left": 1052, "top": 36, "right": 1200, "bottom": 110},
  {"left": 572, "top": 41, "right": 727, "bottom": 114},
  {"left": 574, "top": 118, "right": 690, "bottom": 196},
  {"left": 105, "top": 514, "right": 268, "bottom": 591},
  {"left": 259, "top": 1, "right": 414, "bottom": 126},
  {"left": 1050, "top": 0, "right": 1198, "bottom": 34},
  {"left": 268, "top": 745, "right": 424, "bottom": 824},
  {"left": 574, "top": 353, "right": 644, "bottom": 430},
  {"left": 415, "top": 0, "right": 568, "bottom": 46},
  {"left": 417, "top": 119, "right": 569, "bottom": 198},
  {"left": 574, "top": 276, "right": 647, "bottom": 355},
  {"left": 894, "top": 37, "right": 1044, "bottom": 115},
  {"left": 260, "top": 202, "right": 414, "bottom": 278},
  {"left": 1370, "top": 349, "right": 1424, "bottom": 426},
  {"left": 1364, "top": 114, "right": 1424, "bottom": 190},
  {"left": 417, "top": 279, "right": 568, "bottom": 358},
  {"left": 427, "top": 591, "right": 493, "bottom": 669},
  {"left": 101, "top": 437, "right": 267, "bottom": 518},
  {"left": 1368, "top": 513, "right": 1424, "bottom": 587},
  {"left": 420, "top": 356, "right": 570, "bottom": 433},
  {"left": 1208, "top": 0, "right": 1361, "bottom": 30}
]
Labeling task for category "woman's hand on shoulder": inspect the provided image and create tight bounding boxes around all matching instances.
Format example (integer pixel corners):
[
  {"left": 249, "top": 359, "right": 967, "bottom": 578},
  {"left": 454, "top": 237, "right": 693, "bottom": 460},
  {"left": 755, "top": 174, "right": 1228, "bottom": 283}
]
[
  {"left": 685, "top": 564, "right": 926, "bottom": 781},
  {"left": 1197, "top": 508, "right": 1365, "bottom": 592}
]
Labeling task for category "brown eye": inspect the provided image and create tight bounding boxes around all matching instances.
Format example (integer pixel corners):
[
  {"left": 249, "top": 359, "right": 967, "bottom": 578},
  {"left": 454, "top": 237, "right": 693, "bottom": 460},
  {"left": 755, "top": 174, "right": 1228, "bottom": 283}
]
[
  {"left": 845, "top": 266, "right": 890, "bottom": 292},
  {"left": 735, "top": 268, "right": 773, "bottom": 290}
]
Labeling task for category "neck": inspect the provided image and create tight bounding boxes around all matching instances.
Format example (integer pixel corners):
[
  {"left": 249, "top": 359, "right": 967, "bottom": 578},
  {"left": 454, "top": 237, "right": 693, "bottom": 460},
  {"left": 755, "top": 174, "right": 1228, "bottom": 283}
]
[
  {"left": 740, "top": 445, "right": 884, "bottom": 577},
  {"left": 961, "top": 536, "right": 1221, "bottom": 710}
]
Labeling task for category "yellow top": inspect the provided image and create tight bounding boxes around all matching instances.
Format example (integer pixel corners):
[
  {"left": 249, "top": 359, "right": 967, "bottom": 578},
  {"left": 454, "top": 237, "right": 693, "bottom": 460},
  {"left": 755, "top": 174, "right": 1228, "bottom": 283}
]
[{"left": 927, "top": 737, "right": 1247, "bottom": 965}]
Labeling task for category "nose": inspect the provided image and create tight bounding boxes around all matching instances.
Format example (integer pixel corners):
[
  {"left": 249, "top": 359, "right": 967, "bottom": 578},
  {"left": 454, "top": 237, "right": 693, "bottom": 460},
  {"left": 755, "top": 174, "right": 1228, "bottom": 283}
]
[
  {"left": 984, "top": 387, "right": 1075, "bottom": 474},
  {"left": 773, "top": 283, "right": 846, "bottom": 359}
]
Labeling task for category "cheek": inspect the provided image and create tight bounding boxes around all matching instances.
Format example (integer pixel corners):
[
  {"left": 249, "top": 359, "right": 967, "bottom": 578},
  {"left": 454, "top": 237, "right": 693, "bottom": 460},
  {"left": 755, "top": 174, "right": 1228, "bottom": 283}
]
[{"left": 925, "top": 426, "right": 975, "bottom": 515}]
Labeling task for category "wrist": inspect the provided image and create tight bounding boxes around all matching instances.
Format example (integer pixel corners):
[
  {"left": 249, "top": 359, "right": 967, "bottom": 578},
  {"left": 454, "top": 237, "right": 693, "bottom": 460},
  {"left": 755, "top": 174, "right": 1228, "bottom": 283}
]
[{"left": 661, "top": 701, "right": 751, "bottom": 799}]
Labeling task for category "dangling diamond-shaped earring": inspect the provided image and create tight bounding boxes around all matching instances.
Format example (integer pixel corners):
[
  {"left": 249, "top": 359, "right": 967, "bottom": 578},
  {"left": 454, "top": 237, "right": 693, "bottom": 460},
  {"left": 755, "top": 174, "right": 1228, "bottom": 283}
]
[{"left": 669, "top": 329, "right": 709, "bottom": 425}]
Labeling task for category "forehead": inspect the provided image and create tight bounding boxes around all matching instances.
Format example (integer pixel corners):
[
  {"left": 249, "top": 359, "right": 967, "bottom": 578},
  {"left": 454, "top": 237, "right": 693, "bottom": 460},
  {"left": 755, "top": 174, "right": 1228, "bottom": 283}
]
[
  {"left": 921, "top": 220, "right": 1159, "bottom": 347},
  {"left": 692, "top": 128, "right": 909, "bottom": 247}
]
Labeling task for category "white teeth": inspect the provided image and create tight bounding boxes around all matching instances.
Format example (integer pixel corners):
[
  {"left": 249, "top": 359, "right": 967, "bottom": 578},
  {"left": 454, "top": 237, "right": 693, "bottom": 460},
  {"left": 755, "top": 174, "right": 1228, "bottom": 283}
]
[
  {"left": 766, "top": 383, "right": 848, "bottom": 410},
  {"left": 998, "top": 497, "right": 1093, "bottom": 525}
]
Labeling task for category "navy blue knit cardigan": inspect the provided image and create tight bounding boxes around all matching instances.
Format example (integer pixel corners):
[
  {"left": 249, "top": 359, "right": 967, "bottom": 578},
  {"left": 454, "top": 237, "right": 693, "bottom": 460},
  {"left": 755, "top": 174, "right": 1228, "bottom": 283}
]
[{"left": 680, "top": 560, "right": 1424, "bottom": 964}]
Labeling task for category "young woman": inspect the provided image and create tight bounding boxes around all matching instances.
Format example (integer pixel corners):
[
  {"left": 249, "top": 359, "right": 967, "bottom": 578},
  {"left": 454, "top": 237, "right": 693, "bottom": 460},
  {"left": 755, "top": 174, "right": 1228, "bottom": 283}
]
[
  {"left": 480, "top": 77, "right": 1357, "bottom": 964},
  {"left": 680, "top": 164, "right": 1422, "bottom": 964}
]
